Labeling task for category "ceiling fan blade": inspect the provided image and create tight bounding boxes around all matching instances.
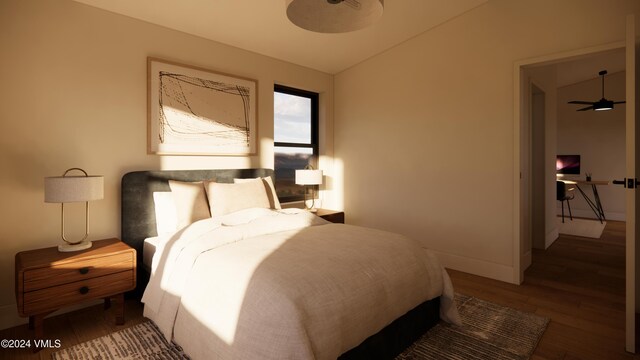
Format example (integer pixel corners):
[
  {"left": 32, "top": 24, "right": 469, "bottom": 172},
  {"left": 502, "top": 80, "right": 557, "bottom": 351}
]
[
  {"left": 577, "top": 106, "right": 593, "bottom": 111},
  {"left": 568, "top": 100, "right": 594, "bottom": 105},
  {"left": 613, "top": 101, "right": 626, "bottom": 104}
]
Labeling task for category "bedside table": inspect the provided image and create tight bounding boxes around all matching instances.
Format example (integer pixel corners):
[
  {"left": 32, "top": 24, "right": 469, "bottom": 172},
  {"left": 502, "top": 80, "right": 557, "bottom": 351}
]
[
  {"left": 316, "top": 209, "right": 345, "bottom": 224},
  {"left": 15, "top": 238, "right": 136, "bottom": 340}
]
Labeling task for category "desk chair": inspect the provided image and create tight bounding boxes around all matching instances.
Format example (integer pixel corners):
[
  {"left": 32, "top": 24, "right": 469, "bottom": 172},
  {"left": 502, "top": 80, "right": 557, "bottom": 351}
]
[{"left": 557, "top": 181, "right": 575, "bottom": 223}]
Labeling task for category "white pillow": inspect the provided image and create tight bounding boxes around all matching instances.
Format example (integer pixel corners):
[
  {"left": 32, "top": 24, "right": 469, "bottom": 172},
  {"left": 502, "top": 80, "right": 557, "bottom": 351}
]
[
  {"left": 152, "top": 192, "right": 178, "bottom": 236},
  {"left": 205, "top": 180, "right": 271, "bottom": 217},
  {"left": 168, "top": 180, "right": 211, "bottom": 229},
  {"left": 234, "top": 177, "right": 282, "bottom": 210}
]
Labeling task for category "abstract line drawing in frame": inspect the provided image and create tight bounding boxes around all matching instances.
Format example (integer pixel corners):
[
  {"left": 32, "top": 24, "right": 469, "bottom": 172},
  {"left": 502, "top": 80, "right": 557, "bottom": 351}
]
[{"left": 148, "top": 58, "right": 257, "bottom": 155}]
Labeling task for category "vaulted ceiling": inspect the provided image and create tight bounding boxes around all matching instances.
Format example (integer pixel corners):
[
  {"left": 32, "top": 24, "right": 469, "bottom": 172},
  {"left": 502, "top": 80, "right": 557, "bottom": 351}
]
[
  {"left": 72, "top": 0, "right": 488, "bottom": 74},
  {"left": 556, "top": 50, "right": 626, "bottom": 88}
]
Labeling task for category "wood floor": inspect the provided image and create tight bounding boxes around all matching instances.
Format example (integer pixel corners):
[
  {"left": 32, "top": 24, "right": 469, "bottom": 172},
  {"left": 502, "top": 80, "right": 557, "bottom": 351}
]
[
  {"left": 449, "top": 219, "right": 636, "bottom": 360},
  {"left": 0, "top": 219, "right": 636, "bottom": 359}
]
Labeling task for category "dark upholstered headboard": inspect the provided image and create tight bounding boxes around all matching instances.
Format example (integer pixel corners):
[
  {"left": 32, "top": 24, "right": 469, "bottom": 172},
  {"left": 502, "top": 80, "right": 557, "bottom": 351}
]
[{"left": 121, "top": 168, "right": 274, "bottom": 266}]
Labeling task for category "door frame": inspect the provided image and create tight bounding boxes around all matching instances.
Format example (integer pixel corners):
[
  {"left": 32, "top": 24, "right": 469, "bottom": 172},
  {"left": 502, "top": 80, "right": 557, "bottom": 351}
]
[{"left": 624, "top": 13, "right": 637, "bottom": 353}]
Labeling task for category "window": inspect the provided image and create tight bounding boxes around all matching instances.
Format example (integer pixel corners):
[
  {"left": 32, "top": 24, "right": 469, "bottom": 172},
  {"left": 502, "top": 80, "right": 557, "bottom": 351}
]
[{"left": 274, "top": 84, "right": 319, "bottom": 203}]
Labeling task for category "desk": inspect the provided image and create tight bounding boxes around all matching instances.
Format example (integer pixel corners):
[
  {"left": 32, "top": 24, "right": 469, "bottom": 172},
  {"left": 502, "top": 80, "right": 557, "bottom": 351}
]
[{"left": 561, "top": 180, "right": 609, "bottom": 223}]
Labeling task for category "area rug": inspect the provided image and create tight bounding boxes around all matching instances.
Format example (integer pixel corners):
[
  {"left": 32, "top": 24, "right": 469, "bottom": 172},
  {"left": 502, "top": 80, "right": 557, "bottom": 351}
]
[
  {"left": 50, "top": 321, "right": 188, "bottom": 360},
  {"left": 395, "top": 293, "right": 549, "bottom": 360},
  {"left": 556, "top": 216, "right": 606, "bottom": 239},
  {"left": 51, "top": 294, "right": 548, "bottom": 360}
]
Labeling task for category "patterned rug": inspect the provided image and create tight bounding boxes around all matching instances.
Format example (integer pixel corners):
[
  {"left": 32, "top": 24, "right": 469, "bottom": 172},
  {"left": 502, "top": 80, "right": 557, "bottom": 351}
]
[
  {"left": 51, "top": 294, "right": 548, "bottom": 360},
  {"left": 396, "top": 294, "right": 549, "bottom": 360},
  {"left": 50, "top": 321, "right": 188, "bottom": 360}
]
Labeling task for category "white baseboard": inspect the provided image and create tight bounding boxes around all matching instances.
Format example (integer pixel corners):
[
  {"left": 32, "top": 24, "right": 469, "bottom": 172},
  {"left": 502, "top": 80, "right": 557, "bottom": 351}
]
[
  {"left": 545, "top": 228, "right": 559, "bottom": 249},
  {"left": 0, "top": 300, "right": 101, "bottom": 331},
  {"left": 430, "top": 249, "right": 517, "bottom": 284},
  {"left": 556, "top": 208, "right": 625, "bottom": 222}
]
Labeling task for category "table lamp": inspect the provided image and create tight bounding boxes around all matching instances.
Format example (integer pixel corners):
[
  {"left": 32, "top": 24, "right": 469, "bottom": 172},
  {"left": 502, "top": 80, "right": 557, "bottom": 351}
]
[
  {"left": 295, "top": 165, "right": 323, "bottom": 212},
  {"left": 45, "top": 168, "right": 104, "bottom": 252}
]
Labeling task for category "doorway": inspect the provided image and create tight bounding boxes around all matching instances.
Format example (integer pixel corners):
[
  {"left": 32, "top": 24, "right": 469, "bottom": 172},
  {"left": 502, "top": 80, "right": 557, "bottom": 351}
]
[{"left": 514, "top": 39, "right": 635, "bottom": 351}]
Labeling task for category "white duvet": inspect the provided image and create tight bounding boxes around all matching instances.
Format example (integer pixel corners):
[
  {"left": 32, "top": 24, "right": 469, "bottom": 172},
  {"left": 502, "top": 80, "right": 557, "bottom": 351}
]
[{"left": 142, "top": 208, "right": 460, "bottom": 360}]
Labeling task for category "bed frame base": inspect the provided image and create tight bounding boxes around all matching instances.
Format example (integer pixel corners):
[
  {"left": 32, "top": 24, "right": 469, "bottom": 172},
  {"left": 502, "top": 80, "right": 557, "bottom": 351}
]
[{"left": 339, "top": 297, "right": 440, "bottom": 359}]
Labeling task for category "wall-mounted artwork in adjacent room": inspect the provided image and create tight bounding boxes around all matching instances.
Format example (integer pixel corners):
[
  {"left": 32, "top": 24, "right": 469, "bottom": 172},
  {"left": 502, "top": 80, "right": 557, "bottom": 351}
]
[{"left": 148, "top": 58, "right": 257, "bottom": 155}]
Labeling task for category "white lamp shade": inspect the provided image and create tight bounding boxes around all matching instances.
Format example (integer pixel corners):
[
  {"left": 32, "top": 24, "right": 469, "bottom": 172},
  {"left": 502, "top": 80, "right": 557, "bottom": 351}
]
[
  {"left": 295, "top": 169, "right": 323, "bottom": 185},
  {"left": 286, "top": 0, "right": 384, "bottom": 33},
  {"left": 45, "top": 176, "right": 104, "bottom": 203}
]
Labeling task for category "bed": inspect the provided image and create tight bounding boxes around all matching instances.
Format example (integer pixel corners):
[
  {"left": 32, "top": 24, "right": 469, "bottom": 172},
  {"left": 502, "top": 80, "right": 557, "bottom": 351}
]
[{"left": 121, "top": 168, "right": 459, "bottom": 359}]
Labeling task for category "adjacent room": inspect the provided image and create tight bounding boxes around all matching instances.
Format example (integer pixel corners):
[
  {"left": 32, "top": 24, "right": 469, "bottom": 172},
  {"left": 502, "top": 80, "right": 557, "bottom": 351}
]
[{"left": 1, "top": 0, "right": 640, "bottom": 359}]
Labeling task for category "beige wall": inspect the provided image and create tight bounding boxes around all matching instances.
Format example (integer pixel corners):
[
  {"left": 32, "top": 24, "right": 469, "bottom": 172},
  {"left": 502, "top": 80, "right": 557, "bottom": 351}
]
[
  {"left": 517, "top": 64, "right": 560, "bottom": 269},
  {"left": 557, "top": 71, "right": 626, "bottom": 220},
  {"left": 526, "top": 65, "right": 559, "bottom": 250},
  {"left": 0, "top": 0, "right": 334, "bottom": 329},
  {"left": 531, "top": 89, "right": 546, "bottom": 251},
  {"left": 334, "top": 0, "right": 639, "bottom": 282}
]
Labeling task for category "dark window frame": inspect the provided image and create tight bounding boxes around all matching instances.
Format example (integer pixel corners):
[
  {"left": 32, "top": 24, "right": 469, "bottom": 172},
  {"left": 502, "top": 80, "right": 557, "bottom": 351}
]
[{"left": 274, "top": 84, "right": 319, "bottom": 203}]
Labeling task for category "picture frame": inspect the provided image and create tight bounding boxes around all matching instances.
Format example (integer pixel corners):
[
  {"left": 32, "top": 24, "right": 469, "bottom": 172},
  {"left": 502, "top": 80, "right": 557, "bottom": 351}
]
[{"left": 147, "top": 58, "right": 258, "bottom": 155}]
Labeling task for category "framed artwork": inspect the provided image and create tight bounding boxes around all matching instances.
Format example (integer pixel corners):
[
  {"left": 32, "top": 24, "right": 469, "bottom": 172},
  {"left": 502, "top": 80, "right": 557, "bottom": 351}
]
[{"left": 148, "top": 58, "right": 257, "bottom": 155}]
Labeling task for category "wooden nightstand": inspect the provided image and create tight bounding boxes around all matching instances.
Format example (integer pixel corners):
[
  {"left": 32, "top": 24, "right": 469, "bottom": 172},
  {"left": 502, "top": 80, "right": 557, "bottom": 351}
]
[
  {"left": 316, "top": 209, "right": 345, "bottom": 223},
  {"left": 15, "top": 238, "right": 136, "bottom": 341}
]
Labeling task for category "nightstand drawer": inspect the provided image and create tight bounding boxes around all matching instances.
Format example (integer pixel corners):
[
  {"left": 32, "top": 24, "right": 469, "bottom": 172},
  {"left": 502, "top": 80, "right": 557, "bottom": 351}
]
[
  {"left": 23, "top": 270, "right": 135, "bottom": 315},
  {"left": 23, "top": 252, "right": 134, "bottom": 292}
]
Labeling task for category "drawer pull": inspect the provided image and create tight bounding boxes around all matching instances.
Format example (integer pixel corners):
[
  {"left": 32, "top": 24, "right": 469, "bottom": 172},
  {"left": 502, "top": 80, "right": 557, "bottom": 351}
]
[
  {"left": 79, "top": 267, "right": 90, "bottom": 275},
  {"left": 79, "top": 286, "right": 89, "bottom": 295}
]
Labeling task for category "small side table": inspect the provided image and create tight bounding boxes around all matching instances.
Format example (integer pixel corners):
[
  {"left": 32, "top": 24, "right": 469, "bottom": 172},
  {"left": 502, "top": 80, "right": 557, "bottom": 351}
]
[
  {"left": 316, "top": 209, "right": 345, "bottom": 224},
  {"left": 15, "top": 238, "right": 136, "bottom": 344}
]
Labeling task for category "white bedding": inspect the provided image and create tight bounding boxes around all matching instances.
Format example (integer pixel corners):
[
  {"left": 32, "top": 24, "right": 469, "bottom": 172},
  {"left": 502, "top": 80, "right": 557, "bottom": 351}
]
[
  {"left": 142, "top": 208, "right": 459, "bottom": 360},
  {"left": 142, "top": 236, "right": 160, "bottom": 271}
]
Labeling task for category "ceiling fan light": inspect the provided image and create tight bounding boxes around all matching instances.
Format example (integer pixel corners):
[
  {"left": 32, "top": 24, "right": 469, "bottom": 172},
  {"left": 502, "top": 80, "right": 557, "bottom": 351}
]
[
  {"left": 594, "top": 99, "right": 614, "bottom": 111},
  {"left": 286, "top": 0, "right": 384, "bottom": 33}
]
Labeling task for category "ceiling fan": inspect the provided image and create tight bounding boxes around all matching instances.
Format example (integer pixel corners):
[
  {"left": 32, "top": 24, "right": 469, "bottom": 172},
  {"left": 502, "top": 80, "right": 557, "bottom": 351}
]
[{"left": 567, "top": 70, "right": 625, "bottom": 111}]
